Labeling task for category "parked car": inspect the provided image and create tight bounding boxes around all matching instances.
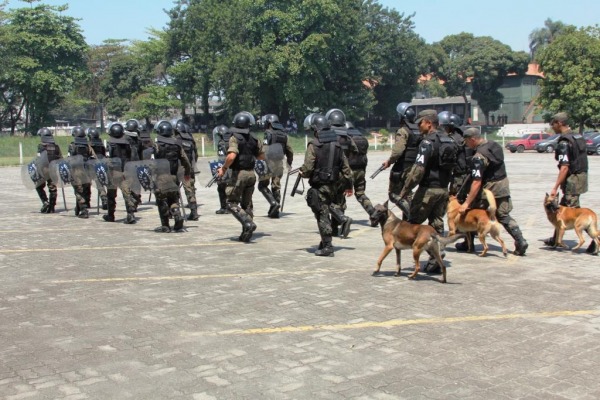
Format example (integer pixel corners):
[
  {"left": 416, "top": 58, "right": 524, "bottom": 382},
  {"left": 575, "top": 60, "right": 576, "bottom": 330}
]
[
  {"left": 585, "top": 131, "right": 600, "bottom": 155},
  {"left": 505, "top": 133, "right": 551, "bottom": 153},
  {"left": 534, "top": 134, "right": 561, "bottom": 153}
]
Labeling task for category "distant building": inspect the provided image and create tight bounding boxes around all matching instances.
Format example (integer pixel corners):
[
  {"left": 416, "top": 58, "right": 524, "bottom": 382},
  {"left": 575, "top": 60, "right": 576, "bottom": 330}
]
[{"left": 411, "top": 63, "right": 545, "bottom": 125}]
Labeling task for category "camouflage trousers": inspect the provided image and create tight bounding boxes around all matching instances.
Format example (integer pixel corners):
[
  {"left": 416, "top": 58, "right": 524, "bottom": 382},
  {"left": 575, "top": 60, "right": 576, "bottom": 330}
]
[
  {"left": 72, "top": 183, "right": 92, "bottom": 208},
  {"left": 258, "top": 174, "right": 282, "bottom": 202},
  {"left": 409, "top": 187, "right": 448, "bottom": 234},
  {"left": 352, "top": 169, "right": 373, "bottom": 214},
  {"left": 306, "top": 184, "right": 335, "bottom": 239},
  {"left": 388, "top": 169, "right": 411, "bottom": 208},
  {"left": 107, "top": 179, "right": 136, "bottom": 214},
  {"left": 561, "top": 172, "right": 588, "bottom": 207},
  {"left": 226, "top": 170, "right": 256, "bottom": 213},
  {"left": 182, "top": 174, "right": 197, "bottom": 204},
  {"left": 36, "top": 179, "right": 57, "bottom": 204}
]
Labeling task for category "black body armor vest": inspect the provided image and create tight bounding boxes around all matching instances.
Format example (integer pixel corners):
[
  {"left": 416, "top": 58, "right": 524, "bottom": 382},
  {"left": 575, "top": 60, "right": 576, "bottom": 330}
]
[
  {"left": 156, "top": 136, "right": 182, "bottom": 175},
  {"left": 558, "top": 133, "right": 588, "bottom": 174},
  {"left": 393, "top": 129, "right": 421, "bottom": 173},
  {"left": 347, "top": 128, "right": 368, "bottom": 169},
  {"left": 108, "top": 137, "right": 132, "bottom": 171},
  {"left": 265, "top": 128, "right": 288, "bottom": 146},
  {"left": 230, "top": 128, "right": 258, "bottom": 171},
  {"left": 90, "top": 139, "right": 106, "bottom": 159},
  {"left": 449, "top": 131, "right": 468, "bottom": 175},
  {"left": 40, "top": 142, "right": 60, "bottom": 162},
  {"left": 476, "top": 141, "right": 507, "bottom": 182},
  {"left": 177, "top": 132, "right": 196, "bottom": 164},
  {"left": 311, "top": 130, "right": 343, "bottom": 185},
  {"left": 420, "top": 133, "right": 452, "bottom": 189}
]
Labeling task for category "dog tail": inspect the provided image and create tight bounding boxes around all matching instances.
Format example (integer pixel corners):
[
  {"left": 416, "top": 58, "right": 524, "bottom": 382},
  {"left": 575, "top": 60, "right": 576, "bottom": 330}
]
[
  {"left": 483, "top": 189, "right": 497, "bottom": 222},
  {"left": 435, "top": 233, "right": 467, "bottom": 247}
]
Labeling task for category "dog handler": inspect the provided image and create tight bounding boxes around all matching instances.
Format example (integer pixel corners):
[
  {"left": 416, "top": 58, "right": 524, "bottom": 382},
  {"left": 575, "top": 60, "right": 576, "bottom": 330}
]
[
  {"left": 544, "top": 112, "right": 592, "bottom": 251},
  {"left": 459, "top": 127, "right": 528, "bottom": 256}
]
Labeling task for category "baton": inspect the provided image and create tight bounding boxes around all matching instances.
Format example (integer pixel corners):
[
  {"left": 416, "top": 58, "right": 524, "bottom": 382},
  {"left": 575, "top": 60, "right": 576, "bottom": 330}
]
[
  {"left": 178, "top": 182, "right": 187, "bottom": 219},
  {"left": 97, "top": 191, "right": 100, "bottom": 214},
  {"left": 205, "top": 175, "right": 219, "bottom": 188},
  {"left": 369, "top": 165, "right": 385, "bottom": 179},
  {"left": 281, "top": 167, "right": 300, "bottom": 212}
]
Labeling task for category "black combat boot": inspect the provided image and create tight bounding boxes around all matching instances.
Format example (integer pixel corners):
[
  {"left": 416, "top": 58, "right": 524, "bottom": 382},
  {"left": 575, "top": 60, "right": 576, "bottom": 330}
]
[
  {"left": 424, "top": 250, "right": 445, "bottom": 274},
  {"left": 543, "top": 230, "right": 557, "bottom": 246},
  {"left": 101, "top": 195, "right": 108, "bottom": 210},
  {"left": 47, "top": 193, "right": 57, "bottom": 213},
  {"left": 124, "top": 207, "right": 136, "bottom": 224},
  {"left": 187, "top": 202, "right": 199, "bottom": 221},
  {"left": 586, "top": 241, "right": 599, "bottom": 255},
  {"left": 172, "top": 206, "right": 185, "bottom": 232},
  {"left": 365, "top": 204, "right": 378, "bottom": 227},
  {"left": 508, "top": 226, "right": 528, "bottom": 256},
  {"left": 78, "top": 206, "right": 89, "bottom": 219},
  {"left": 455, "top": 232, "right": 475, "bottom": 252},
  {"left": 329, "top": 206, "right": 352, "bottom": 238},
  {"left": 315, "top": 237, "right": 334, "bottom": 257},
  {"left": 103, "top": 201, "right": 116, "bottom": 222},
  {"left": 155, "top": 202, "right": 171, "bottom": 232},
  {"left": 74, "top": 202, "right": 80, "bottom": 217},
  {"left": 40, "top": 201, "right": 50, "bottom": 213},
  {"left": 230, "top": 206, "right": 256, "bottom": 242},
  {"left": 216, "top": 185, "right": 228, "bottom": 214}
]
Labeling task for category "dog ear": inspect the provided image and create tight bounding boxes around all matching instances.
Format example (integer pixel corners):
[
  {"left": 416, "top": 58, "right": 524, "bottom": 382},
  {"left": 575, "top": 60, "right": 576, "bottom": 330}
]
[{"left": 383, "top": 200, "right": 389, "bottom": 209}]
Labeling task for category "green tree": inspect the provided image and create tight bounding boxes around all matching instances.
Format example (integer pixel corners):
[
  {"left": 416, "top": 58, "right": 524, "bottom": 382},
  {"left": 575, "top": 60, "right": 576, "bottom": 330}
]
[
  {"left": 3, "top": 2, "right": 88, "bottom": 134},
  {"left": 537, "top": 27, "right": 600, "bottom": 132},
  {"left": 529, "top": 18, "right": 574, "bottom": 60},
  {"left": 363, "top": 1, "right": 423, "bottom": 128},
  {"left": 430, "top": 33, "right": 529, "bottom": 124}
]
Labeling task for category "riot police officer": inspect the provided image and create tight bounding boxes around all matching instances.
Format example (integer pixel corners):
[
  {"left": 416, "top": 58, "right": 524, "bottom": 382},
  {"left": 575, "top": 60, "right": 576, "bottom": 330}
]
[
  {"left": 216, "top": 112, "right": 265, "bottom": 242},
  {"left": 68, "top": 126, "right": 96, "bottom": 218},
  {"left": 125, "top": 119, "right": 143, "bottom": 209},
  {"left": 150, "top": 121, "right": 192, "bottom": 232},
  {"left": 258, "top": 114, "right": 294, "bottom": 218},
  {"left": 345, "top": 120, "right": 375, "bottom": 224},
  {"left": 173, "top": 119, "right": 200, "bottom": 221},
  {"left": 399, "top": 109, "right": 457, "bottom": 273},
  {"left": 299, "top": 113, "right": 353, "bottom": 256},
  {"left": 87, "top": 127, "right": 108, "bottom": 210},
  {"left": 36, "top": 127, "right": 63, "bottom": 213},
  {"left": 326, "top": 108, "right": 355, "bottom": 238},
  {"left": 380, "top": 102, "right": 419, "bottom": 220},
  {"left": 213, "top": 124, "right": 231, "bottom": 214},
  {"left": 104, "top": 122, "right": 137, "bottom": 224},
  {"left": 459, "top": 127, "right": 528, "bottom": 256},
  {"left": 545, "top": 112, "right": 592, "bottom": 251}
]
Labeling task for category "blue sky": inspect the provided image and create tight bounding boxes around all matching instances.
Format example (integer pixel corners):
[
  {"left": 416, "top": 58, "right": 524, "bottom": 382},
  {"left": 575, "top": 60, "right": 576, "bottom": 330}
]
[{"left": 5, "top": 0, "right": 600, "bottom": 52}]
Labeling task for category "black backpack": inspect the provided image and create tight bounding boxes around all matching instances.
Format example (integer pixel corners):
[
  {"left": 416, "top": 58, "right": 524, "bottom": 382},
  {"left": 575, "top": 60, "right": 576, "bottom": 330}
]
[{"left": 437, "top": 133, "right": 458, "bottom": 170}]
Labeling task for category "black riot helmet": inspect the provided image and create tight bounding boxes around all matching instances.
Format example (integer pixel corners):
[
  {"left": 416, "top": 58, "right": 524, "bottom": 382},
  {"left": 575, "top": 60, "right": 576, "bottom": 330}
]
[
  {"left": 37, "top": 127, "right": 52, "bottom": 137},
  {"left": 449, "top": 114, "right": 462, "bottom": 128},
  {"left": 232, "top": 111, "right": 256, "bottom": 129},
  {"left": 86, "top": 127, "right": 100, "bottom": 139},
  {"left": 171, "top": 119, "right": 187, "bottom": 134},
  {"left": 155, "top": 120, "right": 173, "bottom": 137},
  {"left": 71, "top": 126, "right": 86, "bottom": 138},
  {"left": 212, "top": 124, "right": 229, "bottom": 140},
  {"left": 396, "top": 102, "right": 416, "bottom": 124},
  {"left": 344, "top": 121, "right": 355, "bottom": 129},
  {"left": 325, "top": 108, "right": 346, "bottom": 127},
  {"left": 125, "top": 119, "right": 140, "bottom": 133},
  {"left": 303, "top": 113, "right": 329, "bottom": 133},
  {"left": 263, "top": 114, "right": 279, "bottom": 126},
  {"left": 438, "top": 111, "right": 452, "bottom": 127},
  {"left": 108, "top": 122, "right": 125, "bottom": 138}
]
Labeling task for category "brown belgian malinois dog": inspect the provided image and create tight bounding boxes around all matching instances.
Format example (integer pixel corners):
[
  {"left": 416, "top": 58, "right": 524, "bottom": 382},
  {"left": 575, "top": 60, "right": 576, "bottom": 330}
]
[
  {"left": 447, "top": 189, "right": 507, "bottom": 257},
  {"left": 370, "top": 201, "right": 465, "bottom": 283},
  {"left": 543, "top": 193, "right": 600, "bottom": 254}
]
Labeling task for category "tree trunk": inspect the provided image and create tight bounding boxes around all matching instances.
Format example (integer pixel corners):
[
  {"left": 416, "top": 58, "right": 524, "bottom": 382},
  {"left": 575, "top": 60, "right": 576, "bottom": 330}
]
[{"left": 462, "top": 92, "right": 470, "bottom": 123}]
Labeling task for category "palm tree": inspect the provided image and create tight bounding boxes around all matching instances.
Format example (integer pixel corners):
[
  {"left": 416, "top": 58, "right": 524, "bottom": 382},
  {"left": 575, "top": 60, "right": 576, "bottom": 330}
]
[{"left": 529, "top": 19, "right": 570, "bottom": 60}]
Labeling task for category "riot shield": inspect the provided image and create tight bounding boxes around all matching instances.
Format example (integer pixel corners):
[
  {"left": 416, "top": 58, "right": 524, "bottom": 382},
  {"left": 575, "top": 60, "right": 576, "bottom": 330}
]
[
  {"left": 21, "top": 152, "right": 49, "bottom": 189},
  {"left": 124, "top": 159, "right": 178, "bottom": 194},
  {"left": 88, "top": 158, "right": 123, "bottom": 190},
  {"left": 264, "top": 143, "right": 285, "bottom": 177},
  {"left": 49, "top": 155, "right": 91, "bottom": 188}
]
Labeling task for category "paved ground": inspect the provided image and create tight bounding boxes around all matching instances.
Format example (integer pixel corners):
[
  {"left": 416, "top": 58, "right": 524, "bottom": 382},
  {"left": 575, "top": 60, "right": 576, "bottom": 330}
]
[{"left": 1, "top": 150, "right": 600, "bottom": 399}]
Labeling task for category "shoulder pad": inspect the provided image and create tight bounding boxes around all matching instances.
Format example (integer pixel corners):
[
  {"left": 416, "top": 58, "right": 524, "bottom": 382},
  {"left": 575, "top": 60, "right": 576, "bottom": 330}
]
[
  {"left": 318, "top": 130, "right": 338, "bottom": 143},
  {"left": 421, "top": 139, "right": 432, "bottom": 146},
  {"left": 439, "top": 135, "right": 453, "bottom": 143},
  {"left": 334, "top": 128, "right": 348, "bottom": 137}
]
